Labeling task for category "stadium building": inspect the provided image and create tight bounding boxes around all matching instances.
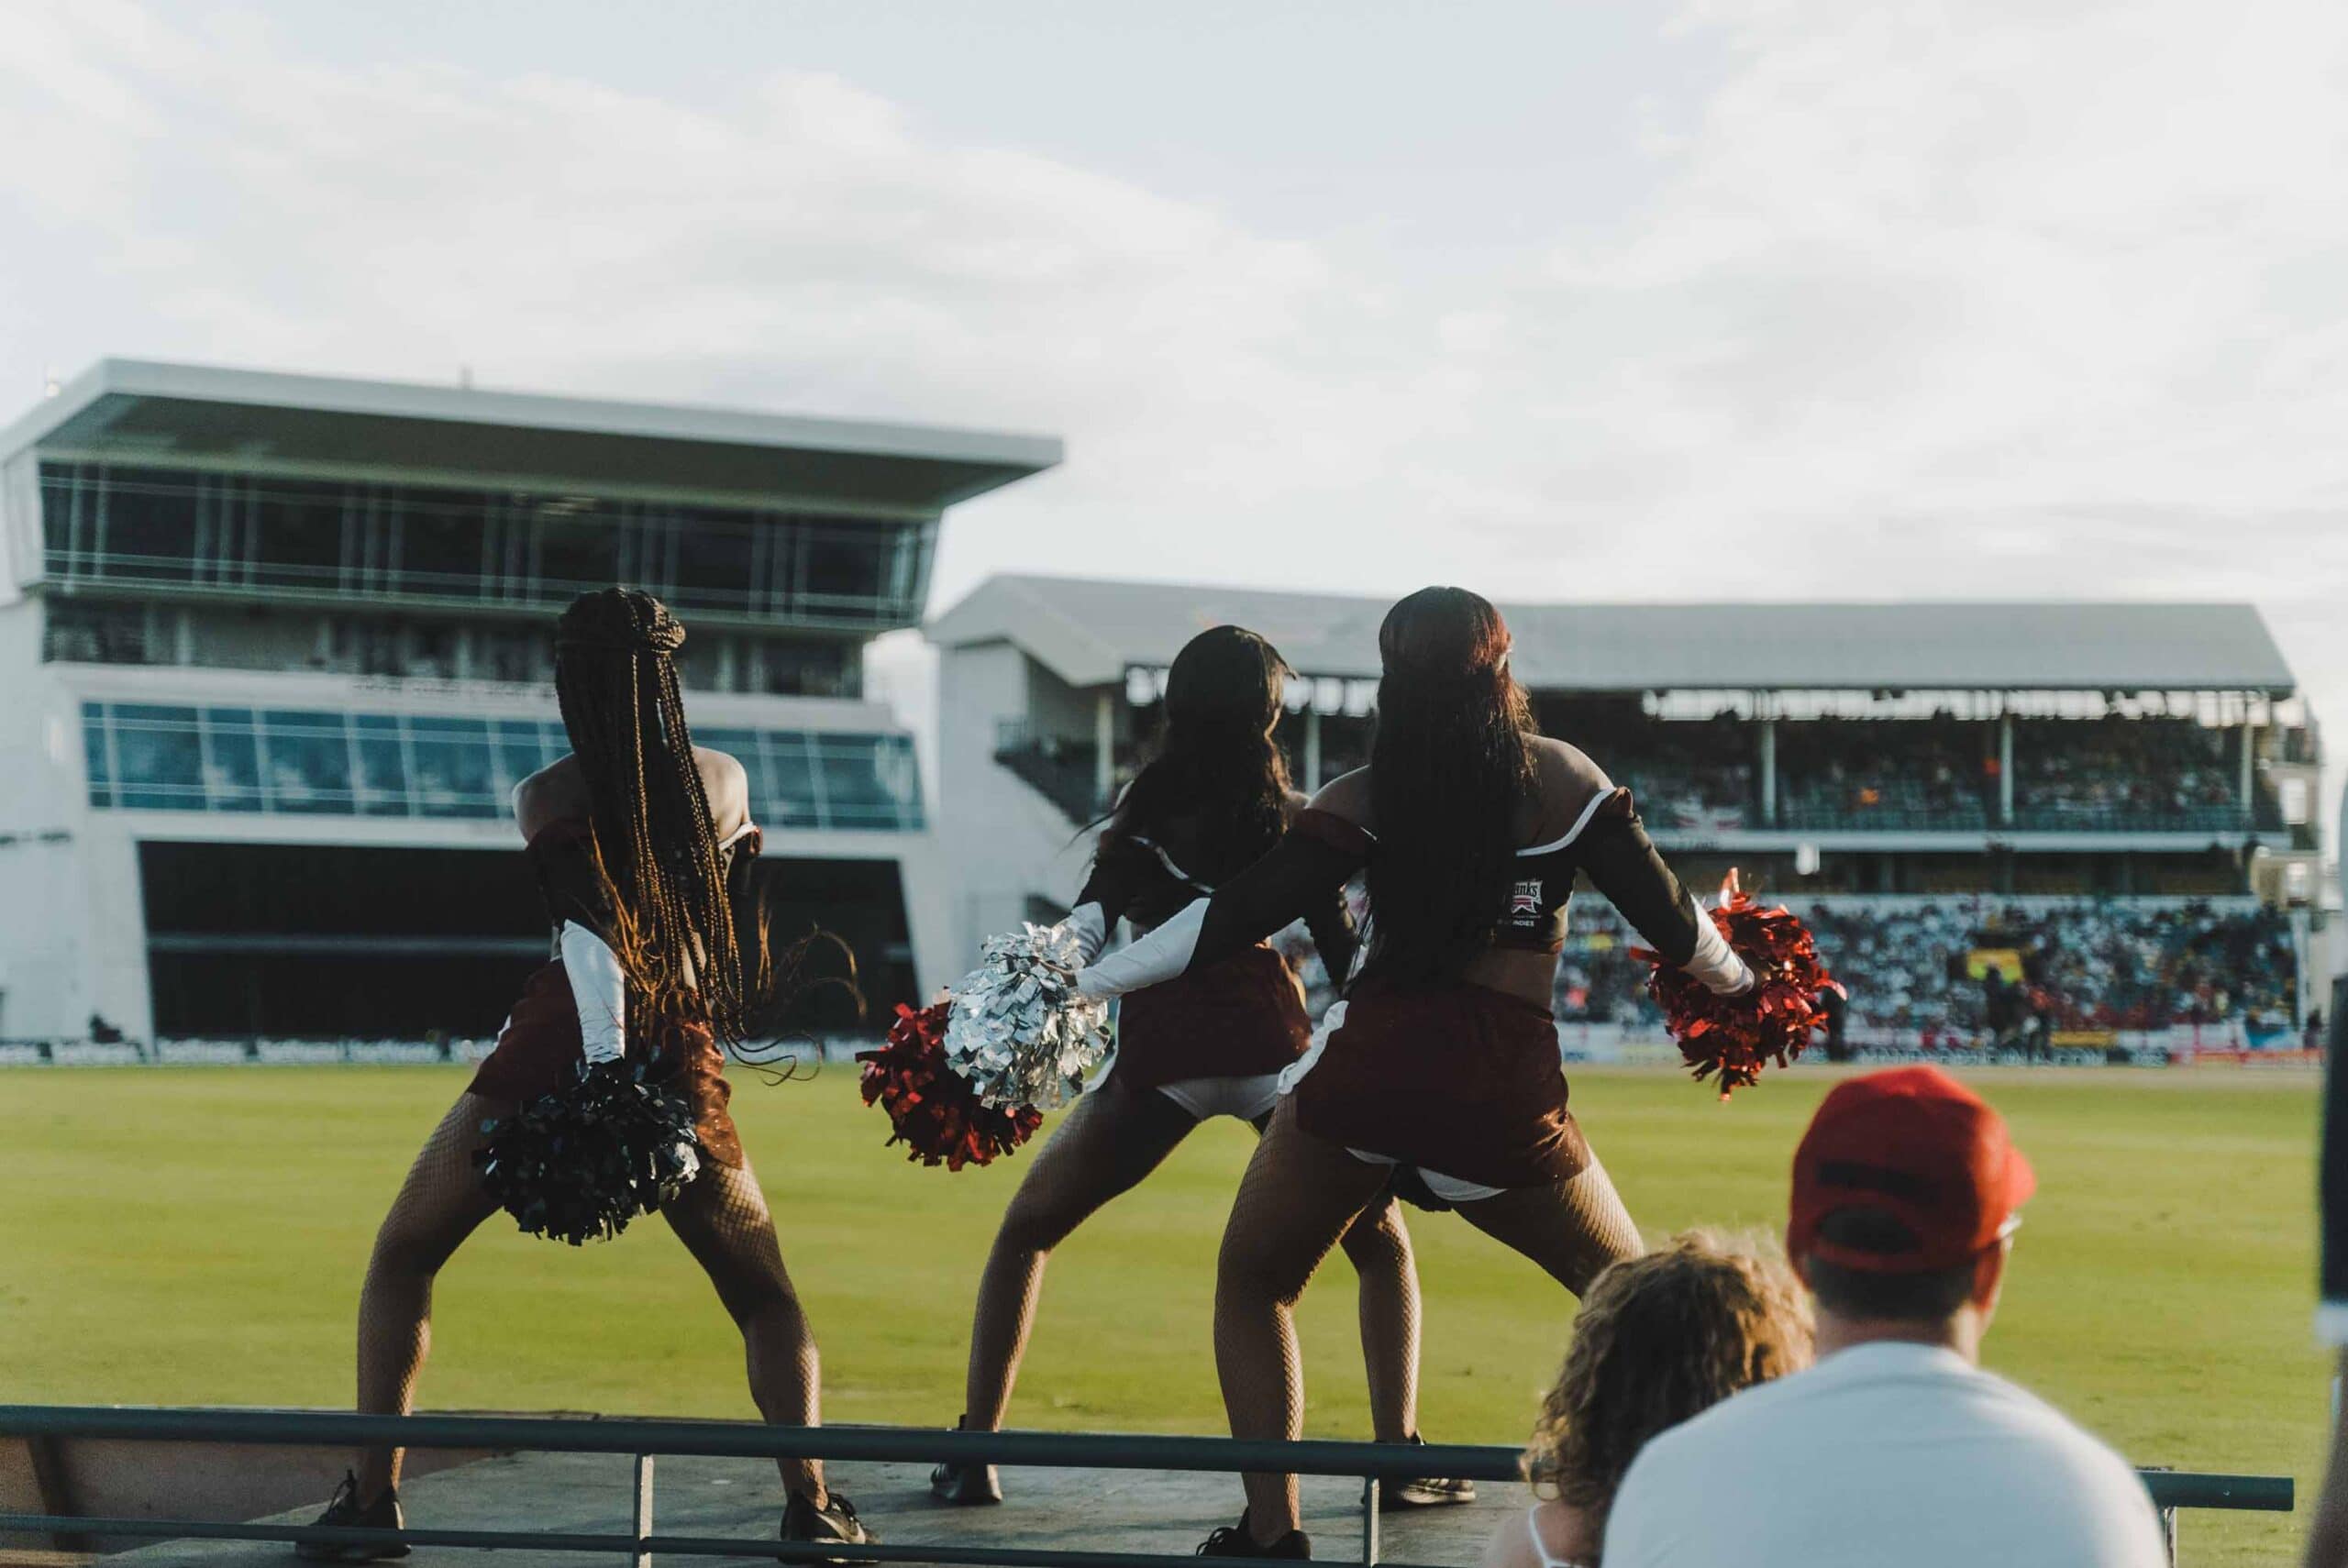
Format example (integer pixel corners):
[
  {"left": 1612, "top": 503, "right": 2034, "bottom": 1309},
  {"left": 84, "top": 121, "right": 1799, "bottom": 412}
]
[
  {"left": 932, "top": 576, "right": 2322, "bottom": 1053},
  {"left": 0, "top": 360, "right": 1058, "bottom": 1043}
]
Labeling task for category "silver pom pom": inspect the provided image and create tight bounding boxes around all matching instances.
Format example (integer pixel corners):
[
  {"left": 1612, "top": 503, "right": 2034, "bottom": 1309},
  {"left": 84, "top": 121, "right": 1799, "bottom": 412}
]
[{"left": 943, "top": 922, "right": 1113, "bottom": 1110}]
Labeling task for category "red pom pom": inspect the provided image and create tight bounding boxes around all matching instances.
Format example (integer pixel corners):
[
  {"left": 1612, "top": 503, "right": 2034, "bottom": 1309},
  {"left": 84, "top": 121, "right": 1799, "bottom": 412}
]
[
  {"left": 1639, "top": 871, "right": 1843, "bottom": 1099},
  {"left": 855, "top": 1000, "right": 1044, "bottom": 1170}
]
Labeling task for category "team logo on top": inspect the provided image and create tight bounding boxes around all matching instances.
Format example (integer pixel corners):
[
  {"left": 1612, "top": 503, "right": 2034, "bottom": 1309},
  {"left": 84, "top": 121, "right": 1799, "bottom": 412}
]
[{"left": 1510, "top": 878, "right": 1543, "bottom": 919}]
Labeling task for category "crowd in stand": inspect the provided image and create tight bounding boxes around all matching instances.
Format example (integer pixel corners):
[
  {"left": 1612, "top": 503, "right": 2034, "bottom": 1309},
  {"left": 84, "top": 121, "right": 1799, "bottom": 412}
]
[
  {"left": 1554, "top": 898, "right": 2297, "bottom": 1041},
  {"left": 1776, "top": 716, "right": 1991, "bottom": 827},
  {"left": 1521, "top": 713, "right": 2265, "bottom": 833},
  {"left": 2015, "top": 716, "right": 2243, "bottom": 824}
]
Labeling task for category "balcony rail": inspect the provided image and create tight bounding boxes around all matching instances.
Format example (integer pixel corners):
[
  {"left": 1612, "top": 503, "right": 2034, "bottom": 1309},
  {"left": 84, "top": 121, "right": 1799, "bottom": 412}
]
[
  {"left": 0, "top": 1407, "right": 2291, "bottom": 1568},
  {"left": 993, "top": 721, "right": 1104, "bottom": 824}
]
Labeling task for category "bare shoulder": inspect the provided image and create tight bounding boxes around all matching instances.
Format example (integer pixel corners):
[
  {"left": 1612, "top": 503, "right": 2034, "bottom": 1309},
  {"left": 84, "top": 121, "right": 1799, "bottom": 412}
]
[
  {"left": 512, "top": 756, "right": 589, "bottom": 841},
  {"left": 1306, "top": 767, "right": 1375, "bottom": 831},
  {"left": 694, "top": 745, "right": 751, "bottom": 837}
]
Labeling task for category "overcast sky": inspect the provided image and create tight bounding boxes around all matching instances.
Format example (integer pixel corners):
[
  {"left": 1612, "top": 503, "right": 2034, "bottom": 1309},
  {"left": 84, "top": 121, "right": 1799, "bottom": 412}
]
[{"left": 7, "top": 0, "right": 2346, "bottom": 798}]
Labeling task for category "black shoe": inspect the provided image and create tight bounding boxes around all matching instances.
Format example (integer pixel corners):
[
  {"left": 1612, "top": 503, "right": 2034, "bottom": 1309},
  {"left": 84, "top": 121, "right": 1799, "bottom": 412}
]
[
  {"left": 1197, "top": 1509, "right": 1311, "bottom": 1558},
  {"left": 1379, "top": 1435, "right": 1477, "bottom": 1508},
  {"left": 781, "top": 1490, "right": 875, "bottom": 1557},
  {"left": 930, "top": 1413, "right": 1003, "bottom": 1505},
  {"left": 293, "top": 1472, "right": 407, "bottom": 1562}
]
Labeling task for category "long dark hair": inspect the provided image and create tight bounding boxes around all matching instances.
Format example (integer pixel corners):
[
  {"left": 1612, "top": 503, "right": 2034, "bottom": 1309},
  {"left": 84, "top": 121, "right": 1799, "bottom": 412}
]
[
  {"left": 1098, "top": 625, "right": 1293, "bottom": 878},
  {"left": 1363, "top": 586, "right": 1537, "bottom": 982},
  {"left": 554, "top": 588, "right": 760, "bottom": 1043}
]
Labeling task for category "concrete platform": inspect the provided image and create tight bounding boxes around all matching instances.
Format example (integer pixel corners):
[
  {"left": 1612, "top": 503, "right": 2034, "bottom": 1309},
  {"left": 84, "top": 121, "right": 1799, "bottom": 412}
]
[{"left": 116, "top": 1450, "right": 1517, "bottom": 1565}]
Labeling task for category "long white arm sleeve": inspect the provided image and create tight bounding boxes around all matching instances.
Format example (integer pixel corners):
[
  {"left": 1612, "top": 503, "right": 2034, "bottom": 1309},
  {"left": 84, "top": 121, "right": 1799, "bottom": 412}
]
[
  {"left": 1076, "top": 899, "right": 1205, "bottom": 999},
  {"left": 1682, "top": 889, "right": 1756, "bottom": 996},
  {"left": 1063, "top": 901, "right": 1112, "bottom": 966},
  {"left": 559, "top": 919, "right": 628, "bottom": 1065}
]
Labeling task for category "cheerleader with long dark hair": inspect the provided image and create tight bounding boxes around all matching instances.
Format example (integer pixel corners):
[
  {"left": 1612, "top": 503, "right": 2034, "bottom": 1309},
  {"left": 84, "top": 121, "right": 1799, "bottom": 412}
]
[
  {"left": 1074, "top": 589, "right": 1756, "bottom": 1558},
  {"left": 931, "top": 626, "right": 1466, "bottom": 1511},
  {"left": 298, "top": 588, "right": 871, "bottom": 1559}
]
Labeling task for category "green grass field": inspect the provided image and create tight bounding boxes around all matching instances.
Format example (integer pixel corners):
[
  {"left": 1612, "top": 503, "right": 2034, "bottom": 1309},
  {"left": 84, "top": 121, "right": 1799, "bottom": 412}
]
[{"left": 0, "top": 1064, "right": 2325, "bottom": 1563}]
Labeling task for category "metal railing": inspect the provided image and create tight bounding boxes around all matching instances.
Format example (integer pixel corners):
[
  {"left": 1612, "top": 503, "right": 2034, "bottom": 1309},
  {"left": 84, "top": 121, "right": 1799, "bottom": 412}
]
[{"left": 0, "top": 1406, "right": 2293, "bottom": 1567}]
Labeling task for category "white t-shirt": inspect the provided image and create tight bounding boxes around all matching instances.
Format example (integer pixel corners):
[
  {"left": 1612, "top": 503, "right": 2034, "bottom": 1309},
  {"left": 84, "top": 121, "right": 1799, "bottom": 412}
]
[{"left": 1601, "top": 1342, "right": 2166, "bottom": 1568}]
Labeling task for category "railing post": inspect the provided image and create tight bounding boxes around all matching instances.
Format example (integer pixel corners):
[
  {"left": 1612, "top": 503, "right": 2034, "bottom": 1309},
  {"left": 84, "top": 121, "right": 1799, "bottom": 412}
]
[
  {"left": 632, "top": 1452, "right": 655, "bottom": 1568},
  {"left": 1360, "top": 1473, "right": 1379, "bottom": 1565},
  {"left": 2161, "top": 1505, "right": 2177, "bottom": 1565}
]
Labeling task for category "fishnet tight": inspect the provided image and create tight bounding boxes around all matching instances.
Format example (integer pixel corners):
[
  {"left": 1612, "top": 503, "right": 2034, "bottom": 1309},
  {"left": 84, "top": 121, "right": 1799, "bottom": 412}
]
[
  {"left": 351, "top": 1095, "right": 829, "bottom": 1506},
  {"left": 1213, "top": 1098, "right": 1641, "bottom": 1544},
  {"left": 961, "top": 1076, "right": 1422, "bottom": 1443}
]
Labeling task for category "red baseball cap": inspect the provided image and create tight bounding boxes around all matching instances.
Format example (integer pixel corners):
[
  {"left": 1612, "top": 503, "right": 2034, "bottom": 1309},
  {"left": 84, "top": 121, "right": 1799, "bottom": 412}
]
[{"left": 1787, "top": 1066, "right": 2036, "bottom": 1275}]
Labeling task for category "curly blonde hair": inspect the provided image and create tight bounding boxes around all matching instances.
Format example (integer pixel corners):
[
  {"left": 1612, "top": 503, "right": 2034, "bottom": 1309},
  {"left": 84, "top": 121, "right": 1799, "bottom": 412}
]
[{"left": 1523, "top": 1232, "right": 1812, "bottom": 1534}]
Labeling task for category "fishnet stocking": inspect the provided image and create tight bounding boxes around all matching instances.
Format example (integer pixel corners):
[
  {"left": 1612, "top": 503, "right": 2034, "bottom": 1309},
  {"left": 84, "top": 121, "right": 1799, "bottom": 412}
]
[
  {"left": 960, "top": 1077, "right": 1426, "bottom": 1447},
  {"left": 350, "top": 1098, "right": 830, "bottom": 1507},
  {"left": 962, "top": 1077, "right": 1202, "bottom": 1429},
  {"left": 1453, "top": 1154, "right": 1642, "bottom": 1294},
  {"left": 1213, "top": 1102, "right": 1643, "bottom": 1544},
  {"left": 1213, "top": 1099, "right": 1394, "bottom": 1540},
  {"left": 1333, "top": 1195, "right": 1419, "bottom": 1443},
  {"left": 354, "top": 1094, "right": 501, "bottom": 1501},
  {"left": 661, "top": 1156, "right": 829, "bottom": 1504}
]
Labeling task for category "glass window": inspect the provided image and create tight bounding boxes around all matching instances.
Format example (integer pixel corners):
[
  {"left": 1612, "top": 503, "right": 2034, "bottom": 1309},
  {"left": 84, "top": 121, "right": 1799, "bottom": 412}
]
[
  {"left": 753, "top": 734, "right": 824, "bottom": 830},
  {"left": 80, "top": 707, "right": 925, "bottom": 829},
  {"left": 816, "top": 734, "right": 922, "bottom": 829},
  {"left": 249, "top": 478, "right": 348, "bottom": 592},
  {"left": 352, "top": 713, "right": 409, "bottom": 816},
  {"left": 261, "top": 711, "right": 354, "bottom": 813},
  {"left": 83, "top": 705, "right": 113, "bottom": 807},
  {"left": 530, "top": 499, "right": 622, "bottom": 601},
  {"left": 41, "top": 466, "right": 81, "bottom": 576},
  {"left": 409, "top": 716, "right": 497, "bottom": 818},
  {"left": 398, "top": 491, "right": 489, "bottom": 602},
  {"left": 801, "top": 528, "right": 888, "bottom": 615},
  {"left": 493, "top": 719, "right": 552, "bottom": 795},
  {"left": 111, "top": 703, "right": 205, "bottom": 810},
  {"left": 673, "top": 511, "right": 759, "bottom": 614},
  {"left": 100, "top": 468, "right": 201, "bottom": 585},
  {"left": 203, "top": 708, "right": 264, "bottom": 812}
]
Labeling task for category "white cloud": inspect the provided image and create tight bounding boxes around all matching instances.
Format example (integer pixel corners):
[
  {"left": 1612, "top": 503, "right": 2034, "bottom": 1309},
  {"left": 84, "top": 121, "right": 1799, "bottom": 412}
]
[{"left": 5, "top": 0, "right": 2347, "bottom": 808}]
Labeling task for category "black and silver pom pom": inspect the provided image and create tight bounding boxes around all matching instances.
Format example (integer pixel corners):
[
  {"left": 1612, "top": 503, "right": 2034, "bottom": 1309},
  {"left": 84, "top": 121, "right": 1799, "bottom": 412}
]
[{"left": 475, "top": 1059, "right": 703, "bottom": 1245}]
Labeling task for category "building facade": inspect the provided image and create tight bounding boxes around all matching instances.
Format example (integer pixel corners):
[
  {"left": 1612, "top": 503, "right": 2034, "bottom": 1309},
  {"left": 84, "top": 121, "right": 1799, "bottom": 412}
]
[{"left": 0, "top": 360, "right": 1058, "bottom": 1042}]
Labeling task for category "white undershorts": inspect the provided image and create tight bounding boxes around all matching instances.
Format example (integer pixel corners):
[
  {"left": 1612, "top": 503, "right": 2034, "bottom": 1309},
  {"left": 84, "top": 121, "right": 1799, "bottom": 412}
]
[
  {"left": 1277, "top": 999, "right": 1509, "bottom": 1205},
  {"left": 1152, "top": 1071, "right": 1285, "bottom": 1122}
]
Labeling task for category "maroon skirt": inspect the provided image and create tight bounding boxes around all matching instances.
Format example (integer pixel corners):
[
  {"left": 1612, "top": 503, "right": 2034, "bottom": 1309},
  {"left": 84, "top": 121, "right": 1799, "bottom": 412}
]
[
  {"left": 1292, "top": 977, "right": 1586, "bottom": 1189},
  {"left": 469, "top": 960, "right": 744, "bottom": 1168},
  {"left": 1113, "top": 944, "right": 1312, "bottom": 1089}
]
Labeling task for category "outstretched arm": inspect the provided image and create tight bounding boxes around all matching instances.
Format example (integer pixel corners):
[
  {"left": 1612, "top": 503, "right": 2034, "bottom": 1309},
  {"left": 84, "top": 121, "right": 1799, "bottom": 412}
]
[
  {"left": 1076, "top": 812, "right": 1367, "bottom": 999},
  {"left": 1577, "top": 790, "right": 1752, "bottom": 996}
]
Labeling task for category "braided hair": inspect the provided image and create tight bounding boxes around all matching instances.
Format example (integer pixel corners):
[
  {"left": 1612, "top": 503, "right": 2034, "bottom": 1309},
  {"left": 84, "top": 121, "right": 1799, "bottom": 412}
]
[{"left": 554, "top": 588, "right": 758, "bottom": 1043}]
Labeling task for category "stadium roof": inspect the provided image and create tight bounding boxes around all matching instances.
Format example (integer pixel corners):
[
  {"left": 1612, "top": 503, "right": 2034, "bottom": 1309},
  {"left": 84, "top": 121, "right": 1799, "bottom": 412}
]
[
  {"left": 930, "top": 575, "right": 2297, "bottom": 696},
  {"left": 2, "top": 359, "right": 1062, "bottom": 511}
]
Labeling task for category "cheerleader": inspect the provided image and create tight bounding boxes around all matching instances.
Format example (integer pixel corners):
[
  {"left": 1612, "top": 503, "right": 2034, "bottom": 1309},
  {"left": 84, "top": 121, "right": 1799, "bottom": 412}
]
[
  {"left": 1074, "top": 589, "right": 1756, "bottom": 1558},
  {"left": 932, "top": 626, "right": 1466, "bottom": 1511},
  {"left": 298, "top": 589, "right": 870, "bottom": 1559}
]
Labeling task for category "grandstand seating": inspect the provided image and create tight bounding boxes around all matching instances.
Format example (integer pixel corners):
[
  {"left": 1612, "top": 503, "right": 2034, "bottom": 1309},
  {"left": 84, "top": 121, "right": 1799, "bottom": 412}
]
[{"left": 1559, "top": 896, "right": 2298, "bottom": 1041}]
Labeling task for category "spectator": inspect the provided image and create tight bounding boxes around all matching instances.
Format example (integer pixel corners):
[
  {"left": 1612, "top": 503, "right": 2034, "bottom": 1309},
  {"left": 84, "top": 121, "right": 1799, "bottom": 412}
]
[
  {"left": 2300, "top": 795, "right": 2348, "bottom": 1567},
  {"left": 1602, "top": 1067, "right": 2166, "bottom": 1568},
  {"left": 1818, "top": 983, "right": 1849, "bottom": 1063},
  {"left": 1479, "top": 1234, "right": 1811, "bottom": 1568}
]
